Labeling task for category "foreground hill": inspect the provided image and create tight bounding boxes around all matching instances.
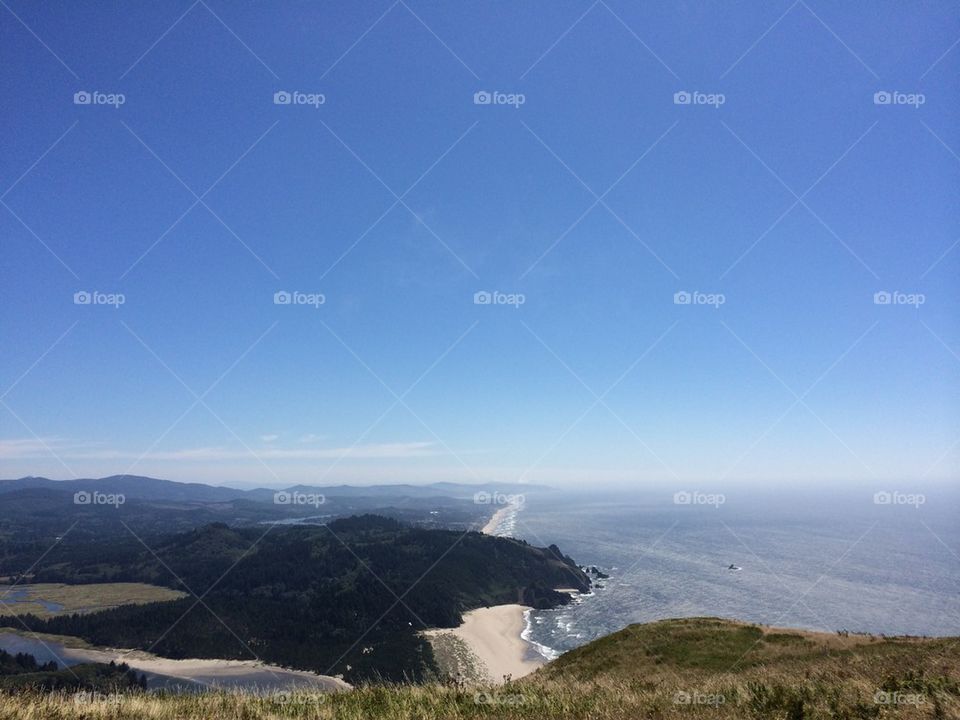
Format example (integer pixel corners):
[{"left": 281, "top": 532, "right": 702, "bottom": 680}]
[
  {"left": 533, "top": 618, "right": 959, "bottom": 717},
  {"left": 2, "top": 618, "right": 956, "bottom": 718}
]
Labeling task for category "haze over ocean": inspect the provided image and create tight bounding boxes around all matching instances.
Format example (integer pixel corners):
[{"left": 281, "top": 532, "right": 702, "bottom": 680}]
[{"left": 496, "top": 486, "right": 960, "bottom": 657}]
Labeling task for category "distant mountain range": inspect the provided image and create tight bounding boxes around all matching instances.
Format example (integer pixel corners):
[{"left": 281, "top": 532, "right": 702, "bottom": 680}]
[
  {"left": 0, "top": 475, "right": 549, "bottom": 548},
  {"left": 0, "top": 475, "right": 549, "bottom": 504}
]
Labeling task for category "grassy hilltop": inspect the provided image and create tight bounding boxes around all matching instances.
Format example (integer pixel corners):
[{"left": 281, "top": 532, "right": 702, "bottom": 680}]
[{"left": 2, "top": 618, "right": 957, "bottom": 719}]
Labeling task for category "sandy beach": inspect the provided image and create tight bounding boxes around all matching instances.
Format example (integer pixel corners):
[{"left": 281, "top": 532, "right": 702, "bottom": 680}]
[
  {"left": 459, "top": 501, "right": 547, "bottom": 682},
  {"left": 0, "top": 630, "right": 349, "bottom": 693},
  {"left": 480, "top": 494, "right": 527, "bottom": 536},
  {"left": 424, "top": 604, "right": 543, "bottom": 684},
  {"left": 481, "top": 504, "right": 513, "bottom": 534}
]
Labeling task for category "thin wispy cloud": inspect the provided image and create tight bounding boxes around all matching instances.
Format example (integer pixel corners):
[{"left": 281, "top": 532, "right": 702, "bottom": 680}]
[{"left": 0, "top": 438, "right": 439, "bottom": 462}]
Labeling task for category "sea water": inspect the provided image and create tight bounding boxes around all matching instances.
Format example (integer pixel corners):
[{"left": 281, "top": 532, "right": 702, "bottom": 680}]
[{"left": 493, "top": 484, "right": 960, "bottom": 659}]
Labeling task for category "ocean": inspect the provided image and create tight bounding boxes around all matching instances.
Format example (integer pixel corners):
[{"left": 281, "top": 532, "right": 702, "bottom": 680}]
[{"left": 485, "top": 485, "right": 960, "bottom": 660}]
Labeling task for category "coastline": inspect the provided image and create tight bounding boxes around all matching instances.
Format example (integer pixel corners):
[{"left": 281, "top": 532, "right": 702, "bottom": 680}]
[
  {"left": 423, "top": 605, "right": 544, "bottom": 684},
  {"left": 480, "top": 504, "right": 513, "bottom": 535},
  {"left": 428, "top": 500, "right": 557, "bottom": 682},
  {"left": 0, "top": 629, "right": 349, "bottom": 693},
  {"left": 480, "top": 495, "right": 526, "bottom": 536}
]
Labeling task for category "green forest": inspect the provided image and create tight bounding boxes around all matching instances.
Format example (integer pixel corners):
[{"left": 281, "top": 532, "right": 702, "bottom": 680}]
[{"left": 12, "top": 515, "right": 590, "bottom": 683}]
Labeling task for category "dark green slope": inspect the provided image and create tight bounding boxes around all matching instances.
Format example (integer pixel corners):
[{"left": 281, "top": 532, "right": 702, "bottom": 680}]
[{"left": 17, "top": 515, "right": 590, "bottom": 683}]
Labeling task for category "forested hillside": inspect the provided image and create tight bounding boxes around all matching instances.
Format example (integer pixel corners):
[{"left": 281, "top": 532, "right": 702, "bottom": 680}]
[{"left": 15, "top": 515, "right": 589, "bottom": 682}]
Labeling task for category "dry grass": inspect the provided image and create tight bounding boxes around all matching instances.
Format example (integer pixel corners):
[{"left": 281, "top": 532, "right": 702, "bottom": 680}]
[
  {"left": 426, "top": 631, "right": 490, "bottom": 684},
  {"left": 1, "top": 678, "right": 957, "bottom": 720},
  {"left": 1, "top": 618, "right": 957, "bottom": 719}
]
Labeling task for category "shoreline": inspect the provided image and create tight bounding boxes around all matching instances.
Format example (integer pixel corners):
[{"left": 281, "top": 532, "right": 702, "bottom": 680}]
[
  {"left": 475, "top": 501, "right": 568, "bottom": 671},
  {"left": 480, "top": 504, "right": 513, "bottom": 535},
  {"left": 520, "top": 607, "right": 561, "bottom": 662},
  {"left": 0, "top": 629, "right": 349, "bottom": 693},
  {"left": 423, "top": 604, "right": 544, "bottom": 684},
  {"left": 480, "top": 496, "right": 526, "bottom": 536}
]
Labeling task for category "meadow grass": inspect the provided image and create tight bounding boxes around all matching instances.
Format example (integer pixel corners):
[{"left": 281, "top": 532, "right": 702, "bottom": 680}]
[
  {"left": 0, "top": 583, "right": 186, "bottom": 618},
  {"left": 1, "top": 618, "right": 956, "bottom": 719}
]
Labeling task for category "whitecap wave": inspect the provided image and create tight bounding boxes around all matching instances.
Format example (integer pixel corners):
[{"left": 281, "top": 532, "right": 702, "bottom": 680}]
[{"left": 522, "top": 609, "right": 561, "bottom": 661}]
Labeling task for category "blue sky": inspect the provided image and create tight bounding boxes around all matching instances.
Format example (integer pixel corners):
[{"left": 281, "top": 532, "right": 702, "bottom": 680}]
[{"left": 1, "top": 0, "right": 957, "bottom": 487}]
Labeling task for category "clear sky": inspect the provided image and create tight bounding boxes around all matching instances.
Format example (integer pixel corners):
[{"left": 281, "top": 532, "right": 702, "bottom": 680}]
[{"left": 1, "top": 1, "right": 957, "bottom": 488}]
